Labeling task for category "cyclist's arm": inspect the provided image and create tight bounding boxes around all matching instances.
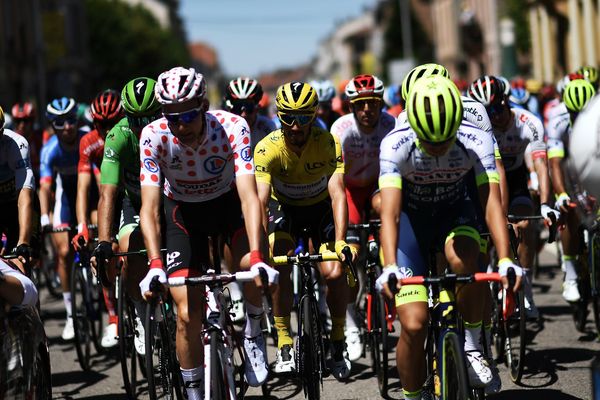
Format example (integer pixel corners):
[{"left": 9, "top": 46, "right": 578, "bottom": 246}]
[
  {"left": 17, "top": 188, "right": 33, "bottom": 246},
  {"left": 478, "top": 182, "right": 511, "bottom": 260},
  {"left": 379, "top": 186, "right": 401, "bottom": 266},
  {"left": 235, "top": 174, "right": 264, "bottom": 254},
  {"left": 256, "top": 182, "right": 271, "bottom": 235},
  {"left": 0, "top": 262, "right": 38, "bottom": 306},
  {"left": 496, "top": 157, "right": 509, "bottom": 216},
  {"left": 97, "top": 184, "right": 117, "bottom": 242},
  {"left": 140, "top": 185, "right": 162, "bottom": 261},
  {"left": 39, "top": 181, "right": 52, "bottom": 219},
  {"left": 549, "top": 156, "right": 566, "bottom": 195},
  {"left": 328, "top": 173, "right": 348, "bottom": 242},
  {"left": 533, "top": 156, "right": 553, "bottom": 205},
  {"left": 75, "top": 171, "right": 92, "bottom": 229}
]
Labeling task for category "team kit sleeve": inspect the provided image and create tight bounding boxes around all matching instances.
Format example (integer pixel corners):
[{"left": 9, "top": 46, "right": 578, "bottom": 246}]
[
  {"left": 524, "top": 113, "right": 547, "bottom": 161},
  {"left": 10, "top": 135, "right": 35, "bottom": 191},
  {"left": 139, "top": 127, "right": 162, "bottom": 187},
  {"left": 332, "top": 133, "right": 345, "bottom": 175},
  {"left": 100, "top": 130, "right": 123, "bottom": 186},
  {"left": 230, "top": 118, "right": 255, "bottom": 176},
  {"left": 465, "top": 129, "right": 499, "bottom": 187},
  {"left": 546, "top": 114, "right": 568, "bottom": 159},
  {"left": 77, "top": 133, "right": 92, "bottom": 173},
  {"left": 253, "top": 135, "right": 273, "bottom": 185},
  {"left": 378, "top": 131, "right": 403, "bottom": 190},
  {"left": 39, "top": 141, "right": 54, "bottom": 185}
]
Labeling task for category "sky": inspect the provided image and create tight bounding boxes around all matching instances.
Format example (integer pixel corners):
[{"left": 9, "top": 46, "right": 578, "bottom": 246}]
[{"left": 179, "top": 0, "right": 375, "bottom": 77}]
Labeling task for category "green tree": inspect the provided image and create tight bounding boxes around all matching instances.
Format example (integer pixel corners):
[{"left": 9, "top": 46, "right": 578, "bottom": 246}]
[
  {"left": 504, "top": 0, "right": 530, "bottom": 54},
  {"left": 85, "top": 0, "right": 189, "bottom": 92}
]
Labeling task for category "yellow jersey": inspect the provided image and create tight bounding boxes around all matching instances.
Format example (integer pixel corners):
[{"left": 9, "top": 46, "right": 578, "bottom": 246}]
[{"left": 254, "top": 127, "right": 344, "bottom": 206}]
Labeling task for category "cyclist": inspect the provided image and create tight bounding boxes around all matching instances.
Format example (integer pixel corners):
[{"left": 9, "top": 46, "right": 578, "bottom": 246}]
[
  {"left": 376, "top": 76, "right": 520, "bottom": 399},
  {"left": 310, "top": 79, "right": 342, "bottom": 129},
  {"left": 577, "top": 65, "right": 599, "bottom": 89},
  {"left": 383, "top": 83, "right": 403, "bottom": 117},
  {"left": 254, "top": 81, "right": 357, "bottom": 379},
  {"left": 91, "top": 77, "right": 162, "bottom": 356},
  {"left": 0, "top": 257, "right": 38, "bottom": 307},
  {"left": 11, "top": 102, "right": 43, "bottom": 179},
  {"left": 468, "top": 75, "right": 561, "bottom": 319},
  {"left": 39, "top": 97, "right": 83, "bottom": 340},
  {"left": 72, "top": 89, "right": 123, "bottom": 348},
  {"left": 329, "top": 74, "right": 396, "bottom": 361},
  {"left": 509, "top": 77, "right": 541, "bottom": 119},
  {"left": 138, "top": 67, "right": 278, "bottom": 396},
  {"left": 223, "top": 77, "right": 275, "bottom": 153},
  {"left": 547, "top": 79, "right": 596, "bottom": 302},
  {"left": 0, "top": 107, "right": 36, "bottom": 266}
]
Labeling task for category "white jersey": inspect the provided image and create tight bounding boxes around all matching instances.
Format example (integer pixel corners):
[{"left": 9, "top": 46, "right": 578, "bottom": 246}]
[
  {"left": 139, "top": 110, "right": 254, "bottom": 202},
  {"left": 330, "top": 112, "right": 397, "bottom": 188},
  {"left": 545, "top": 102, "right": 570, "bottom": 159},
  {"left": 250, "top": 114, "right": 276, "bottom": 152},
  {"left": 570, "top": 94, "right": 600, "bottom": 200},
  {"left": 0, "top": 258, "right": 38, "bottom": 307},
  {"left": 379, "top": 122, "right": 498, "bottom": 210},
  {"left": 0, "top": 129, "right": 35, "bottom": 203},
  {"left": 493, "top": 108, "right": 546, "bottom": 172}
]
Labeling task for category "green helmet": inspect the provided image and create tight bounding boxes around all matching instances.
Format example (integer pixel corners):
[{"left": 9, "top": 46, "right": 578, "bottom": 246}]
[
  {"left": 407, "top": 75, "right": 463, "bottom": 143},
  {"left": 563, "top": 79, "right": 596, "bottom": 112},
  {"left": 121, "top": 77, "right": 161, "bottom": 116},
  {"left": 401, "top": 63, "right": 450, "bottom": 101},
  {"left": 576, "top": 65, "right": 599, "bottom": 87}
]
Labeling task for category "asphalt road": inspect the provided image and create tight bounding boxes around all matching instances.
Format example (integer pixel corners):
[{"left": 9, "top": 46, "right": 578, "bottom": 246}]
[{"left": 41, "top": 246, "right": 599, "bottom": 399}]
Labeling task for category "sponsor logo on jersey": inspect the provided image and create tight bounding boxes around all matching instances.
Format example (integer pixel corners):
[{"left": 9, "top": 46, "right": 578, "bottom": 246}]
[
  {"left": 204, "top": 156, "right": 227, "bottom": 174},
  {"left": 305, "top": 161, "right": 325, "bottom": 173},
  {"left": 104, "top": 148, "right": 116, "bottom": 159},
  {"left": 143, "top": 138, "right": 151, "bottom": 146},
  {"left": 143, "top": 158, "right": 159, "bottom": 173},
  {"left": 240, "top": 146, "right": 252, "bottom": 162}
]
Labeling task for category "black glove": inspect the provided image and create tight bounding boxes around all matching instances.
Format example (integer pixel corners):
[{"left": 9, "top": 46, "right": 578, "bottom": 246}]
[
  {"left": 92, "top": 241, "right": 114, "bottom": 263},
  {"left": 14, "top": 243, "right": 32, "bottom": 262}
]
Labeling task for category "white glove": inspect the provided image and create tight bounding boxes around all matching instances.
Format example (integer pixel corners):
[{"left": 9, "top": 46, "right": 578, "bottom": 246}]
[
  {"left": 498, "top": 258, "right": 523, "bottom": 278},
  {"left": 139, "top": 268, "right": 167, "bottom": 297},
  {"left": 375, "top": 264, "right": 407, "bottom": 293},
  {"left": 528, "top": 171, "right": 539, "bottom": 192},
  {"left": 251, "top": 261, "right": 279, "bottom": 285},
  {"left": 554, "top": 192, "right": 571, "bottom": 211},
  {"left": 540, "top": 204, "right": 560, "bottom": 225},
  {"left": 40, "top": 214, "right": 50, "bottom": 228}
]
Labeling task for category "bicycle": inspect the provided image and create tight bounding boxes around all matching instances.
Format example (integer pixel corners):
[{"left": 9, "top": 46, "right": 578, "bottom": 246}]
[
  {"left": 272, "top": 245, "right": 356, "bottom": 400},
  {"left": 390, "top": 271, "right": 504, "bottom": 400},
  {"left": 347, "top": 219, "right": 395, "bottom": 397}
]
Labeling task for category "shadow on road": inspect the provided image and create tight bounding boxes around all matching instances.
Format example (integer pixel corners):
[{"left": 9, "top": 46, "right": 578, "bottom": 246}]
[{"left": 492, "top": 388, "right": 585, "bottom": 399}]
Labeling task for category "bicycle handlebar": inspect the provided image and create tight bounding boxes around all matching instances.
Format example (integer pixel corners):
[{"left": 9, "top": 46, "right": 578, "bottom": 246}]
[
  {"left": 42, "top": 224, "right": 98, "bottom": 234},
  {"left": 396, "top": 272, "right": 502, "bottom": 287},
  {"left": 113, "top": 248, "right": 167, "bottom": 258},
  {"left": 271, "top": 251, "right": 340, "bottom": 265},
  {"left": 507, "top": 214, "right": 557, "bottom": 243},
  {"left": 160, "top": 270, "right": 257, "bottom": 288},
  {"left": 348, "top": 219, "right": 381, "bottom": 230}
]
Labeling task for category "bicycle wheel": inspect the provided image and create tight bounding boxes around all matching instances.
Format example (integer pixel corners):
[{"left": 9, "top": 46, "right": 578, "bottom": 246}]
[
  {"left": 145, "top": 300, "right": 183, "bottom": 400},
  {"left": 88, "top": 268, "right": 104, "bottom": 354},
  {"left": 209, "top": 330, "right": 226, "bottom": 400},
  {"left": 591, "top": 234, "right": 600, "bottom": 336},
  {"left": 71, "top": 262, "right": 92, "bottom": 371},
  {"left": 505, "top": 287, "right": 526, "bottom": 383},
  {"left": 298, "top": 296, "right": 322, "bottom": 400},
  {"left": 117, "top": 275, "right": 140, "bottom": 399},
  {"left": 375, "top": 293, "right": 389, "bottom": 397},
  {"left": 439, "top": 331, "right": 469, "bottom": 400},
  {"left": 491, "top": 282, "right": 506, "bottom": 362}
]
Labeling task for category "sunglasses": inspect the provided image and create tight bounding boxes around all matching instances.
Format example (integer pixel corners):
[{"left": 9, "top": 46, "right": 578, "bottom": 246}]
[
  {"left": 278, "top": 112, "right": 314, "bottom": 127},
  {"left": 127, "top": 115, "right": 156, "bottom": 128},
  {"left": 163, "top": 106, "right": 203, "bottom": 124},
  {"left": 228, "top": 102, "right": 256, "bottom": 115},
  {"left": 52, "top": 118, "right": 77, "bottom": 130},
  {"left": 351, "top": 97, "right": 382, "bottom": 106}
]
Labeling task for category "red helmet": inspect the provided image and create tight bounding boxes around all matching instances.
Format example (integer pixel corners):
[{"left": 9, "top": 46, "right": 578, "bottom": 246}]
[
  {"left": 511, "top": 77, "right": 526, "bottom": 90},
  {"left": 11, "top": 102, "right": 35, "bottom": 119},
  {"left": 90, "top": 89, "right": 123, "bottom": 121},
  {"left": 345, "top": 74, "right": 385, "bottom": 101}
]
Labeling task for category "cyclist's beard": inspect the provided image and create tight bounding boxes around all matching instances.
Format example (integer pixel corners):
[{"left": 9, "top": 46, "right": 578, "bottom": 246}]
[{"left": 285, "top": 129, "right": 309, "bottom": 148}]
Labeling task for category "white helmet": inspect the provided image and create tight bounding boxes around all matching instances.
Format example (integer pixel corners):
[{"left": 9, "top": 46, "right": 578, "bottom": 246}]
[
  {"left": 310, "top": 80, "right": 336, "bottom": 102},
  {"left": 569, "top": 94, "right": 600, "bottom": 200},
  {"left": 155, "top": 67, "right": 206, "bottom": 105}
]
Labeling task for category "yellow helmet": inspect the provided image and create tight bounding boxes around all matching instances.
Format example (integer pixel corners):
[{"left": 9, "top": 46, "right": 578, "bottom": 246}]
[
  {"left": 0, "top": 106, "right": 5, "bottom": 128},
  {"left": 275, "top": 82, "right": 318, "bottom": 114}
]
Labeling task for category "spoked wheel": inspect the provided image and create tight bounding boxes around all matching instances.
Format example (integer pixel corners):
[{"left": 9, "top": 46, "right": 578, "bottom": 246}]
[
  {"left": 89, "top": 271, "right": 104, "bottom": 354},
  {"left": 228, "top": 325, "right": 247, "bottom": 399},
  {"left": 439, "top": 331, "right": 470, "bottom": 400},
  {"left": 376, "top": 293, "right": 389, "bottom": 397},
  {"left": 573, "top": 272, "right": 591, "bottom": 333},
  {"left": 298, "top": 296, "right": 322, "bottom": 400},
  {"left": 590, "top": 234, "right": 600, "bottom": 337},
  {"left": 71, "top": 262, "right": 93, "bottom": 371},
  {"left": 145, "top": 301, "right": 184, "bottom": 400},
  {"left": 209, "top": 330, "right": 226, "bottom": 400},
  {"left": 505, "top": 287, "right": 526, "bottom": 383},
  {"left": 117, "top": 275, "right": 142, "bottom": 399},
  {"left": 491, "top": 283, "right": 506, "bottom": 362}
]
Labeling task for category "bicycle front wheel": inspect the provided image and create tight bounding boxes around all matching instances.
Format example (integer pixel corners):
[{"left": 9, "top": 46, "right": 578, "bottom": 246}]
[
  {"left": 71, "top": 262, "right": 92, "bottom": 371},
  {"left": 591, "top": 233, "right": 600, "bottom": 337},
  {"left": 375, "top": 293, "right": 389, "bottom": 397},
  {"left": 209, "top": 330, "right": 226, "bottom": 400},
  {"left": 505, "top": 287, "right": 526, "bottom": 383},
  {"left": 117, "top": 275, "right": 140, "bottom": 399},
  {"left": 439, "top": 331, "right": 469, "bottom": 400},
  {"left": 299, "top": 296, "right": 322, "bottom": 400}
]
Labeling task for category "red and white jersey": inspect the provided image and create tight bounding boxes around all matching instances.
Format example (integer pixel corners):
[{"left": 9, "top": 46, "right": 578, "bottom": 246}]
[
  {"left": 139, "top": 110, "right": 254, "bottom": 202},
  {"left": 330, "top": 112, "right": 396, "bottom": 188},
  {"left": 78, "top": 129, "right": 104, "bottom": 174}
]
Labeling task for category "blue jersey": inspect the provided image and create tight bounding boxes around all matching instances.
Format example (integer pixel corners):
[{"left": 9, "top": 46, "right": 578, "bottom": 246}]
[{"left": 39, "top": 133, "right": 82, "bottom": 189}]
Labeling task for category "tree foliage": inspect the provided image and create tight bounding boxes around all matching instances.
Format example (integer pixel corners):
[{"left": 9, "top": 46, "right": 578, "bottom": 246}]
[
  {"left": 504, "top": 0, "right": 530, "bottom": 53},
  {"left": 85, "top": 0, "right": 189, "bottom": 92}
]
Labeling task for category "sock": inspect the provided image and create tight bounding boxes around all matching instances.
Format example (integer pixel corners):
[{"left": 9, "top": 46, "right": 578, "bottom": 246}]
[
  {"left": 228, "top": 281, "right": 242, "bottom": 301},
  {"left": 103, "top": 287, "right": 118, "bottom": 325},
  {"left": 331, "top": 316, "right": 346, "bottom": 342},
  {"left": 346, "top": 303, "right": 358, "bottom": 330},
  {"left": 464, "top": 321, "right": 482, "bottom": 352},
  {"left": 563, "top": 255, "right": 578, "bottom": 281},
  {"left": 244, "top": 302, "right": 264, "bottom": 338},
  {"left": 402, "top": 388, "right": 422, "bottom": 400},
  {"left": 133, "top": 299, "right": 146, "bottom": 323},
  {"left": 181, "top": 366, "right": 204, "bottom": 400},
  {"left": 63, "top": 292, "right": 72, "bottom": 318},
  {"left": 274, "top": 316, "right": 293, "bottom": 348}
]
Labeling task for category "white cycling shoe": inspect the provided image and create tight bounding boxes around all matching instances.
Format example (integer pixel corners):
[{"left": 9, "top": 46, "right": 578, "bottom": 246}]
[
  {"left": 345, "top": 328, "right": 363, "bottom": 361},
  {"left": 244, "top": 335, "right": 268, "bottom": 387},
  {"left": 465, "top": 350, "right": 493, "bottom": 388},
  {"left": 101, "top": 323, "right": 119, "bottom": 348},
  {"left": 62, "top": 317, "right": 75, "bottom": 341},
  {"left": 562, "top": 279, "right": 581, "bottom": 302},
  {"left": 274, "top": 344, "right": 296, "bottom": 374},
  {"left": 134, "top": 317, "right": 146, "bottom": 355}
]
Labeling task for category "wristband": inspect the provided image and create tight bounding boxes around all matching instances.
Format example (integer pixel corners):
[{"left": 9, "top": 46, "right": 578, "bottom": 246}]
[
  {"left": 335, "top": 240, "right": 347, "bottom": 254},
  {"left": 498, "top": 257, "right": 512, "bottom": 266},
  {"left": 249, "top": 250, "right": 263, "bottom": 265},
  {"left": 77, "top": 223, "right": 84, "bottom": 234},
  {"left": 148, "top": 256, "right": 163, "bottom": 269}
]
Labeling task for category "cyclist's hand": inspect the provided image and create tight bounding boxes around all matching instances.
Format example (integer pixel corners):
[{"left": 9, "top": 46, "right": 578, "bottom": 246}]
[
  {"left": 40, "top": 214, "right": 51, "bottom": 230},
  {"left": 251, "top": 261, "right": 279, "bottom": 289},
  {"left": 376, "top": 264, "right": 406, "bottom": 299},
  {"left": 554, "top": 192, "right": 572, "bottom": 213},
  {"left": 71, "top": 223, "right": 89, "bottom": 251},
  {"left": 335, "top": 240, "right": 357, "bottom": 263},
  {"left": 540, "top": 204, "right": 561, "bottom": 227},
  {"left": 140, "top": 260, "right": 166, "bottom": 301},
  {"left": 498, "top": 258, "right": 522, "bottom": 292},
  {"left": 90, "top": 241, "right": 113, "bottom": 273},
  {"left": 14, "top": 243, "right": 32, "bottom": 265}
]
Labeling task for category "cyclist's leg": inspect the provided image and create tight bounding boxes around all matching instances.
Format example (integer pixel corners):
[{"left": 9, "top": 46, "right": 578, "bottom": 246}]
[
  {"left": 395, "top": 211, "right": 429, "bottom": 396},
  {"left": 53, "top": 188, "right": 75, "bottom": 321},
  {"left": 561, "top": 206, "right": 582, "bottom": 301}
]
